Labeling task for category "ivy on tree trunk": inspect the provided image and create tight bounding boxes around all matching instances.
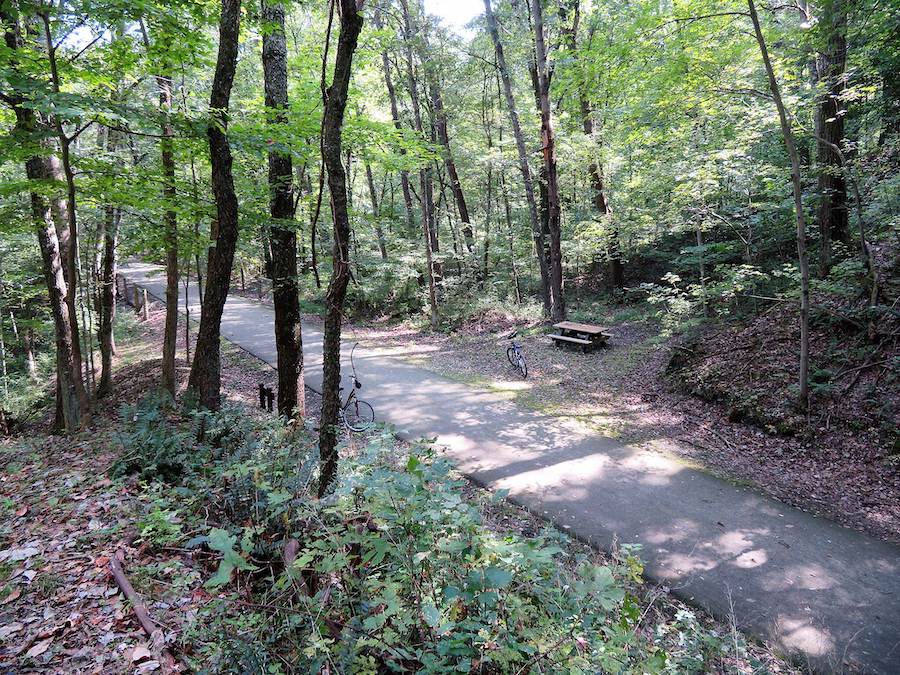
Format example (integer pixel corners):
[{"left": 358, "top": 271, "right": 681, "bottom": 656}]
[{"left": 159, "top": 73, "right": 179, "bottom": 399}]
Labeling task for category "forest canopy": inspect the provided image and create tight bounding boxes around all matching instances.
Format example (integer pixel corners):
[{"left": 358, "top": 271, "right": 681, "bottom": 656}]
[
  {"left": 1, "top": 0, "right": 896, "bottom": 428},
  {"left": 1, "top": 0, "right": 898, "bottom": 671}
]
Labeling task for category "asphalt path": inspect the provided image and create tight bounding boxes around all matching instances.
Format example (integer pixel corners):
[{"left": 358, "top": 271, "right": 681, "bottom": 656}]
[{"left": 121, "top": 262, "right": 900, "bottom": 673}]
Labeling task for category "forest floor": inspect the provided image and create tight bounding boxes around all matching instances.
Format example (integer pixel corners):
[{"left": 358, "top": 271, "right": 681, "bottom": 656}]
[
  {"left": 0, "top": 304, "right": 797, "bottom": 673},
  {"left": 351, "top": 302, "right": 900, "bottom": 544},
  {"left": 0, "top": 306, "right": 311, "bottom": 672}
]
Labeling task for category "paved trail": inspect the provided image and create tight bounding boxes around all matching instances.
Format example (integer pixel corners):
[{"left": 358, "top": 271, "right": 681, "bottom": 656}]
[{"left": 121, "top": 262, "right": 900, "bottom": 673}]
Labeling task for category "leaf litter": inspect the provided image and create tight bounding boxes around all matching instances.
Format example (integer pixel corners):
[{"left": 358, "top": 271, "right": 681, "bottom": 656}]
[{"left": 0, "top": 302, "right": 320, "bottom": 672}]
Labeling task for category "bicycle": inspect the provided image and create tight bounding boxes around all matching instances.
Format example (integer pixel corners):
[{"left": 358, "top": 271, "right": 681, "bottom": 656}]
[
  {"left": 338, "top": 343, "right": 375, "bottom": 432},
  {"left": 505, "top": 331, "right": 528, "bottom": 379}
]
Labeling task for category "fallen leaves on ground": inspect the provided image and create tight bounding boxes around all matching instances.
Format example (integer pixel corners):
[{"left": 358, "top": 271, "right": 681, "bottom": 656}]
[{"left": 0, "top": 301, "right": 321, "bottom": 672}]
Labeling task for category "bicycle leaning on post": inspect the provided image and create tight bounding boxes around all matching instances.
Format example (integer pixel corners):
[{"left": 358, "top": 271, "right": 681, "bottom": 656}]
[
  {"left": 338, "top": 343, "right": 375, "bottom": 432},
  {"left": 505, "top": 331, "right": 528, "bottom": 379}
]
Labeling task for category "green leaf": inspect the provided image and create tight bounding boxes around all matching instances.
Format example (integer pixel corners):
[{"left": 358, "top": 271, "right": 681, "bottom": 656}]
[
  {"left": 362, "top": 611, "right": 388, "bottom": 631},
  {"left": 422, "top": 601, "right": 440, "bottom": 629},
  {"left": 205, "top": 527, "right": 257, "bottom": 589},
  {"left": 207, "top": 527, "right": 236, "bottom": 554},
  {"left": 185, "top": 535, "right": 208, "bottom": 549},
  {"left": 267, "top": 490, "right": 292, "bottom": 507},
  {"left": 483, "top": 565, "right": 513, "bottom": 589}
]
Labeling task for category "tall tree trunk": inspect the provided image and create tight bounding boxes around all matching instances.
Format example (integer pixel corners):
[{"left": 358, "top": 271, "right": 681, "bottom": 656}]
[
  {"left": 814, "top": 0, "right": 849, "bottom": 277},
  {"left": 483, "top": 160, "right": 492, "bottom": 284},
  {"left": 419, "top": 170, "right": 440, "bottom": 326},
  {"left": 696, "top": 225, "right": 708, "bottom": 315},
  {"left": 365, "top": 162, "right": 389, "bottom": 260},
  {"left": 494, "top": 76, "right": 522, "bottom": 304},
  {"left": 484, "top": 0, "right": 551, "bottom": 317},
  {"left": 566, "top": 6, "right": 623, "bottom": 289},
  {"left": 749, "top": 0, "right": 810, "bottom": 409},
  {"left": 531, "top": 0, "right": 565, "bottom": 321},
  {"left": 400, "top": 0, "right": 439, "bottom": 327},
  {"left": 0, "top": 301, "right": 8, "bottom": 409},
  {"left": 318, "top": 0, "right": 365, "bottom": 497},
  {"left": 187, "top": 0, "right": 242, "bottom": 411},
  {"left": 297, "top": 163, "right": 313, "bottom": 270},
  {"left": 3, "top": 8, "right": 87, "bottom": 431},
  {"left": 81, "top": 220, "right": 97, "bottom": 397},
  {"left": 526, "top": 55, "right": 554, "bottom": 300},
  {"left": 24, "top": 326, "right": 38, "bottom": 381},
  {"left": 262, "top": 0, "right": 304, "bottom": 419},
  {"left": 96, "top": 120, "right": 120, "bottom": 397},
  {"left": 24, "top": 141, "right": 86, "bottom": 430},
  {"left": 159, "top": 74, "right": 179, "bottom": 398},
  {"left": 41, "top": 16, "right": 88, "bottom": 408},
  {"left": 345, "top": 149, "right": 355, "bottom": 214},
  {"left": 261, "top": 229, "right": 274, "bottom": 279},
  {"left": 581, "top": 103, "right": 624, "bottom": 288},
  {"left": 430, "top": 81, "right": 474, "bottom": 252},
  {"left": 97, "top": 194, "right": 119, "bottom": 396},
  {"left": 480, "top": 69, "right": 494, "bottom": 285},
  {"left": 501, "top": 170, "right": 522, "bottom": 303},
  {"left": 373, "top": 6, "right": 416, "bottom": 233},
  {"left": 49, "top": 154, "right": 70, "bottom": 283},
  {"left": 435, "top": 165, "right": 463, "bottom": 275}
]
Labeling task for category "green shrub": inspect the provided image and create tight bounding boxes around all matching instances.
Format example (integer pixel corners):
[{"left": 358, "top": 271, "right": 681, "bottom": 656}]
[
  {"left": 112, "top": 395, "right": 198, "bottom": 481},
  {"left": 136, "top": 501, "right": 184, "bottom": 548},
  {"left": 162, "top": 408, "right": 737, "bottom": 674},
  {"left": 112, "top": 402, "right": 745, "bottom": 672}
]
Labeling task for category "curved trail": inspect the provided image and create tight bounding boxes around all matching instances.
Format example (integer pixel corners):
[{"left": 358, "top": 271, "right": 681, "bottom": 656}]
[{"left": 121, "top": 262, "right": 900, "bottom": 673}]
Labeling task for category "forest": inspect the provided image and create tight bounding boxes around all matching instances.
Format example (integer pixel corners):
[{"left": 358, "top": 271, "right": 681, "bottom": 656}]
[{"left": 0, "top": 0, "right": 898, "bottom": 672}]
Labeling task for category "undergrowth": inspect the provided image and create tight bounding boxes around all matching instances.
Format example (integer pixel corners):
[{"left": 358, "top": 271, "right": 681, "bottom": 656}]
[{"left": 115, "top": 398, "right": 769, "bottom": 674}]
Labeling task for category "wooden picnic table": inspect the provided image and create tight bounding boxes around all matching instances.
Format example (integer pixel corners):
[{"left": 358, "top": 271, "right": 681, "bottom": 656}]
[{"left": 549, "top": 321, "right": 612, "bottom": 352}]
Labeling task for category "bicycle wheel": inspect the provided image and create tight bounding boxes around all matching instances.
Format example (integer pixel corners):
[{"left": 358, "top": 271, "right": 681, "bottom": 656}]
[
  {"left": 343, "top": 399, "right": 375, "bottom": 432},
  {"left": 507, "top": 346, "right": 518, "bottom": 366},
  {"left": 517, "top": 355, "right": 528, "bottom": 379}
]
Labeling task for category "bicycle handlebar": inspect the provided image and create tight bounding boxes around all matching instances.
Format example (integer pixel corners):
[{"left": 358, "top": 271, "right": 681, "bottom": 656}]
[{"left": 349, "top": 343, "right": 363, "bottom": 388}]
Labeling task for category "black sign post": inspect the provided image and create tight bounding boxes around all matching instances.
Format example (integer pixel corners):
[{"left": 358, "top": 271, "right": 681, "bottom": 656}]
[{"left": 259, "top": 383, "right": 275, "bottom": 412}]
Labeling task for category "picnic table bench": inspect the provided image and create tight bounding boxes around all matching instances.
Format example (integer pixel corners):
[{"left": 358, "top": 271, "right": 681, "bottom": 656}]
[{"left": 549, "top": 321, "right": 612, "bottom": 353}]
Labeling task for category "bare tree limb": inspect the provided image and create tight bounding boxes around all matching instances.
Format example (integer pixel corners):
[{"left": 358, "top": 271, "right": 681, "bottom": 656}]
[{"left": 109, "top": 554, "right": 179, "bottom": 673}]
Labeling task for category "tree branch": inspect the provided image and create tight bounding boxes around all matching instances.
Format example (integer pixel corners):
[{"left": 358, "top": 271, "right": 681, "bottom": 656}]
[
  {"left": 651, "top": 11, "right": 749, "bottom": 34},
  {"left": 66, "top": 30, "right": 105, "bottom": 63}
]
